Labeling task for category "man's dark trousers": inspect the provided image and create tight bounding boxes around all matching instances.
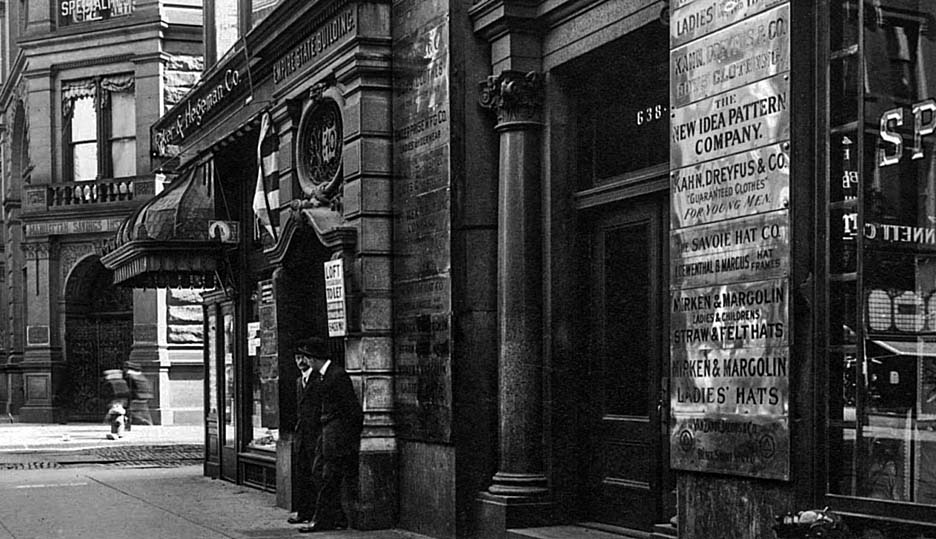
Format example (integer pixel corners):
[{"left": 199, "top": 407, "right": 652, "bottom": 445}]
[
  {"left": 294, "top": 375, "right": 321, "bottom": 520},
  {"left": 310, "top": 364, "right": 363, "bottom": 527}
]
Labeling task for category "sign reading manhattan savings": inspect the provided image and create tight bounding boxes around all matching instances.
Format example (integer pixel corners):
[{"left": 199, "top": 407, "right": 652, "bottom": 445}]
[{"left": 669, "top": 0, "right": 791, "bottom": 480}]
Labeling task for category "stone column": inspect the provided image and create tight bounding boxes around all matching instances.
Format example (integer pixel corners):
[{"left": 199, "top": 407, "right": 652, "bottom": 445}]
[{"left": 476, "top": 70, "right": 553, "bottom": 532}]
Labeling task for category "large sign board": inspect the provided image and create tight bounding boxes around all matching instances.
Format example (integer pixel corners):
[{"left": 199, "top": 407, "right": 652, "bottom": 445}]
[
  {"left": 391, "top": 0, "right": 453, "bottom": 442},
  {"left": 670, "top": 0, "right": 792, "bottom": 479}
]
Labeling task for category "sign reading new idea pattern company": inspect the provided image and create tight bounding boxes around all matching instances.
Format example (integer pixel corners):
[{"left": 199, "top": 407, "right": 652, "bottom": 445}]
[{"left": 669, "top": 0, "right": 792, "bottom": 480}]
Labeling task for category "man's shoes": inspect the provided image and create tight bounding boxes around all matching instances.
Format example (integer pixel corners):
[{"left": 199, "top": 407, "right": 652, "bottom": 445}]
[
  {"left": 298, "top": 521, "right": 336, "bottom": 533},
  {"left": 287, "top": 515, "right": 313, "bottom": 524}
]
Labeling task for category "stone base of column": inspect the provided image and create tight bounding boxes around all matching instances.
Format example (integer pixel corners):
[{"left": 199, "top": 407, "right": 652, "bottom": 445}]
[
  {"left": 351, "top": 445, "right": 398, "bottom": 530},
  {"left": 474, "top": 491, "right": 557, "bottom": 539}
]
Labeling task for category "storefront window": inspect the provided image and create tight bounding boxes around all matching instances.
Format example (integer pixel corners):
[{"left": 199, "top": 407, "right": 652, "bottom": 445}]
[
  {"left": 223, "top": 304, "right": 235, "bottom": 448},
  {"left": 828, "top": 0, "right": 936, "bottom": 513},
  {"left": 247, "top": 286, "right": 278, "bottom": 452},
  {"left": 208, "top": 309, "right": 218, "bottom": 419}
]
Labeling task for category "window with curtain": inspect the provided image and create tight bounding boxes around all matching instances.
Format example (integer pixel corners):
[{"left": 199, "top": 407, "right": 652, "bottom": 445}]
[{"left": 62, "top": 75, "right": 136, "bottom": 181}]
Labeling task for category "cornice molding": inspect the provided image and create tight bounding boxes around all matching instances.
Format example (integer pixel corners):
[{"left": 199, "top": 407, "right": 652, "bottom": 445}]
[
  {"left": 469, "top": 0, "right": 542, "bottom": 42},
  {"left": 46, "top": 54, "right": 137, "bottom": 73}
]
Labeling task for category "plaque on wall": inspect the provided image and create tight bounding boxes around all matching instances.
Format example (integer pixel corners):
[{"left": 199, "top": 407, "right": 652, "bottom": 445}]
[
  {"left": 671, "top": 210, "right": 790, "bottom": 288},
  {"left": 671, "top": 3, "right": 790, "bottom": 108},
  {"left": 671, "top": 74, "right": 790, "bottom": 169},
  {"left": 671, "top": 142, "right": 789, "bottom": 229},
  {"left": 670, "top": 0, "right": 789, "bottom": 48}
]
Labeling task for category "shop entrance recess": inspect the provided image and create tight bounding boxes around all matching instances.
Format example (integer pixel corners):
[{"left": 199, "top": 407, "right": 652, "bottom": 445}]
[{"left": 581, "top": 192, "right": 671, "bottom": 531}]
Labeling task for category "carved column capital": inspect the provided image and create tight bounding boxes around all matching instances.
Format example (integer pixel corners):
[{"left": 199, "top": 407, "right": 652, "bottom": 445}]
[
  {"left": 22, "top": 242, "right": 49, "bottom": 260},
  {"left": 479, "top": 70, "right": 544, "bottom": 129}
]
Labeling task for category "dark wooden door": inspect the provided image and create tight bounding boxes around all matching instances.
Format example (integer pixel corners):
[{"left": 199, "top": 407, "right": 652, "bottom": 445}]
[
  {"left": 63, "top": 317, "right": 133, "bottom": 422},
  {"left": 584, "top": 193, "right": 668, "bottom": 531}
]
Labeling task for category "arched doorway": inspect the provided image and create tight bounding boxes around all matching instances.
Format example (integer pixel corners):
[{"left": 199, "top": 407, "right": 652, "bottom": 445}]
[{"left": 62, "top": 256, "right": 133, "bottom": 421}]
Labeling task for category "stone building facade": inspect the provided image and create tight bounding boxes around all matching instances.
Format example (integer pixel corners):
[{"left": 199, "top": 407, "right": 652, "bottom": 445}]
[
  {"left": 0, "top": 0, "right": 205, "bottom": 424},
  {"left": 105, "top": 0, "right": 936, "bottom": 538}
]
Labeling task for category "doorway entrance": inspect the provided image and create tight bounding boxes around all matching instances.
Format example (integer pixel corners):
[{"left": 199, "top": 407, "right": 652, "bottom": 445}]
[
  {"left": 581, "top": 192, "right": 670, "bottom": 531},
  {"left": 63, "top": 256, "right": 133, "bottom": 422}
]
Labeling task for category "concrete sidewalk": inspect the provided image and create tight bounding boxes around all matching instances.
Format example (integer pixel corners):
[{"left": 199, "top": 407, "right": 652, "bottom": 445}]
[
  {"left": 0, "top": 422, "right": 203, "bottom": 452},
  {"left": 0, "top": 465, "right": 431, "bottom": 539}
]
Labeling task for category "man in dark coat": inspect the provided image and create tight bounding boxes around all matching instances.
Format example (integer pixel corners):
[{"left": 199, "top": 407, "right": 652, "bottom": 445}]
[
  {"left": 287, "top": 339, "right": 322, "bottom": 525},
  {"left": 298, "top": 337, "right": 363, "bottom": 534}
]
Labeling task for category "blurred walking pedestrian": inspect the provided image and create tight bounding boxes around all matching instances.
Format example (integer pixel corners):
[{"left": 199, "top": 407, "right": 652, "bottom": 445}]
[
  {"left": 123, "top": 361, "right": 154, "bottom": 429},
  {"left": 102, "top": 369, "right": 129, "bottom": 440}
]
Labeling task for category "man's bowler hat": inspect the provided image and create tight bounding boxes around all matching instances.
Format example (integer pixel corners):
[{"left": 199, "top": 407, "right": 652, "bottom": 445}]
[{"left": 295, "top": 337, "right": 330, "bottom": 359}]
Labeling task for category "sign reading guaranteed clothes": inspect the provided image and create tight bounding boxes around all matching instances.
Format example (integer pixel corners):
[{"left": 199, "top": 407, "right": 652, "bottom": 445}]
[{"left": 669, "top": 0, "right": 791, "bottom": 480}]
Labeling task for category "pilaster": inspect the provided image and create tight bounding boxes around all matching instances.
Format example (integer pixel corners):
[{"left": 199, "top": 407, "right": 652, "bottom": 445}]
[{"left": 18, "top": 241, "right": 63, "bottom": 422}]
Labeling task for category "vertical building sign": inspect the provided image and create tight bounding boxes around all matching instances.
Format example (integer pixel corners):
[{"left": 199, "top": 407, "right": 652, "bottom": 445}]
[
  {"left": 391, "top": 0, "right": 453, "bottom": 442},
  {"left": 324, "top": 259, "right": 347, "bottom": 337},
  {"left": 669, "top": 0, "right": 792, "bottom": 480}
]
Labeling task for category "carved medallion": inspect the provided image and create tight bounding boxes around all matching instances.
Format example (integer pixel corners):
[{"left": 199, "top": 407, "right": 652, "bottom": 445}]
[{"left": 296, "top": 97, "right": 343, "bottom": 196}]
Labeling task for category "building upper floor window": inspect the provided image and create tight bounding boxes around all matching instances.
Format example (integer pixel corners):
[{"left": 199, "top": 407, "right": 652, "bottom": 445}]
[
  {"left": 206, "top": 0, "right": 281, "bottom": 64},
  {"left": 62, "top": 75, "right": 136, "bottom": 181}
]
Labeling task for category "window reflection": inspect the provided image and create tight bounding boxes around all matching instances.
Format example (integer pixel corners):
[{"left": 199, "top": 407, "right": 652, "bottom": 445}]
[
  {"left": 247, "top": 286, "right": 278, "bottom": 452},
  {"left": 223, "top": 307, "right": 235, "bottom": 448},
  {"left": 828, "top": 0, "right": 936, "bottom": 509}
]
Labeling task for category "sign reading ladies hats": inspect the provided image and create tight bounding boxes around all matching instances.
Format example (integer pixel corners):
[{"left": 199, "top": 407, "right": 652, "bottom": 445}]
[{"left": 324, "top": 259, "right": 347, "bottom": 337}]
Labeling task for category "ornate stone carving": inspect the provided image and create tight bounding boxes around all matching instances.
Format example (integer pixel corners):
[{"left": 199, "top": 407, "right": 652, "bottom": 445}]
[
  {"left": 478, "top": 70, "right": 544, "bottom": 127},
  {"left": 59, "top": 241, "right": 108, "bottom": 292},
  {"left": 21, "top": 242, "right": 49, "bottom": 260},
  {"left": 297, "top": 78, "right": 344, "bottom": 210}
]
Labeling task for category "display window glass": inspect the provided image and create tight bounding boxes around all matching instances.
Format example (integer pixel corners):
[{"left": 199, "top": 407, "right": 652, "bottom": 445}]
[
  {"left": 223, "top": 304, "right": 235, "bottom": 448},
  {"left": 247, "top": 285, "right": 278, "bottom": 452},
  {"left": 827, "top": 0, "right": 936, "bottom": 511}
]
